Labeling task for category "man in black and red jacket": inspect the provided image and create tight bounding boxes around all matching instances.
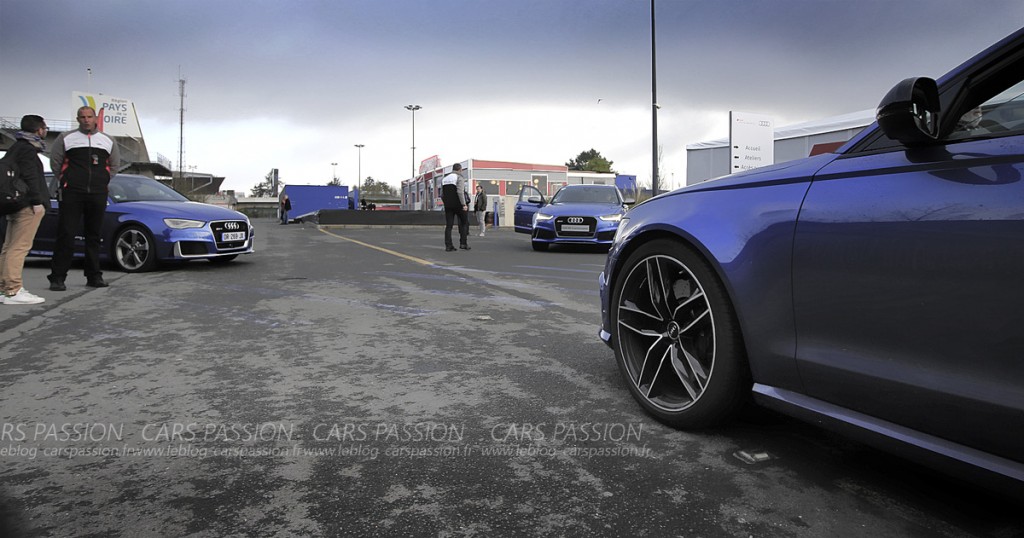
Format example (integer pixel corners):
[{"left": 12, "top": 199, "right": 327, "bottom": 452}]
[{"left": 47, "top": 106, "right": 120, "bottom": 291}]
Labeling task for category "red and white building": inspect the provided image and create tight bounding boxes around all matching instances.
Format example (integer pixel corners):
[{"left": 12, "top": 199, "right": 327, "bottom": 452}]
[{"left": 401, "top": 158, "right": 617, "bottom": 221}]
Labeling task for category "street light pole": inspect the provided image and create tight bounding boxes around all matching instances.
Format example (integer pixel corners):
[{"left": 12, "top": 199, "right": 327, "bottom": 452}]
[
  {"left": 650, "top": 0, "right": 660, "bottom": 196},
  {"left": 331, "top": 162, "right": 338, "bottom": 183},
  {"left": 354, "top": 144, "right": 364, "bottom": 196},
  {"left": 404, "top": 105, "right": 421, "bottom": 180}
]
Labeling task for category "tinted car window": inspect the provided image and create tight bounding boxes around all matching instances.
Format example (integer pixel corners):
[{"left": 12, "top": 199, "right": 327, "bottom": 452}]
[
  {"left": 109, "top": 176, "right": 189, "bottom": 203},
  {"left": 551, "top": 186, "right": 621, "bottom": 204},
  {"left": 949, "top": 79, "right": 1024, "bottom": 140}
]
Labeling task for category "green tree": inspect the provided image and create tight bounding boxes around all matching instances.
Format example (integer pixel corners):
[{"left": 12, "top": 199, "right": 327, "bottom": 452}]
[
  {"left": 250, "top": 171, "right": 277, "bottom": 197},
  {"left": 566, "top": 149, "right": 615, "bottom": 173},
  {"left": 359, "top": 176, "right": 397, "bottom": 196}
]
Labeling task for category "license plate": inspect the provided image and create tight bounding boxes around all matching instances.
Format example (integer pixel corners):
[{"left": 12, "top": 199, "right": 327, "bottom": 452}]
[
  {"left": 561, "top": 224, "right": 590, "bottom": 232},
  {"left": 222, "top": 231, "right": 246, "bottom": 241}
]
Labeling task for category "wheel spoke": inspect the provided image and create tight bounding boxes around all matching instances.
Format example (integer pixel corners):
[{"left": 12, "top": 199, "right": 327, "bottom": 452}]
[
  {"left": 620, "top": 299, "right": 662, "bottom": 323},
  {"left": 644, "top": 258, "right": 668, "bottom": 321},
  {"left": 672, "top": 289, "right": 705, "bottom": 319},
  {"left": 678, "top": 305, "right": 710, "bottom": 335},
  {"left": 669, "top": 346, "right": 700, "bottom": 400},
  {"left": 617, "top": 320, "right": 661, "bottom": 339},
  {"left": 641, "top": 341, "right": 670, "bottom": 397},
  {"left": 678, "top": 344, "right": 708, "bottom": 387}
]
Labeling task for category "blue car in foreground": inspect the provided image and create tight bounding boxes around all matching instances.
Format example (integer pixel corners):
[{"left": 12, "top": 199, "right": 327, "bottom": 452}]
[
  {"left": 514, "top": 183, "right": 628, "bottom": 251},
  {"left": 599, "top": 28, "right": 1024, "bottom": 495},
  {"left": 28, "top": 174, "right": 255, "bottom": 272}
]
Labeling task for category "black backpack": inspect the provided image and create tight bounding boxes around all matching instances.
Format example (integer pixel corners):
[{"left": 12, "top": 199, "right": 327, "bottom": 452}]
[{"left": 0, "top": 149, "right": 29, "bottom": 215}]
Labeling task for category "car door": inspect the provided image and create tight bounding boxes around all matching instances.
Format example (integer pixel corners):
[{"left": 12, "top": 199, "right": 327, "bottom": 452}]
[
  {"left": 513, "top": 185, "right": 545, "bottom": 234},
  {"left": 791, "top": 78, "right": 1024, "bottom": 462}
]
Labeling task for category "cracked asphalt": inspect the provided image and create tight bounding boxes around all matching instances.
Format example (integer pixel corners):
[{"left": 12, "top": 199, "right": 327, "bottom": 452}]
[{"left": 0, "top": 219, "right": 1020, "bottom": 537}]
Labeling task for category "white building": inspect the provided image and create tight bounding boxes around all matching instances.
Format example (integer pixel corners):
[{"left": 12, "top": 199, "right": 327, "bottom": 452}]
[{"left": 686, "top": 109, "right": 875, "bottom": 186}]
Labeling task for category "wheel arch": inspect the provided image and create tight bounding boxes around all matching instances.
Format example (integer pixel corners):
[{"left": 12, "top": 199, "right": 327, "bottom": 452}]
[
  {"left": 609, "top": 225, "right": 754, "bottom": 374},
  {"left": 612, "top": 225, "right": 740, "bottom": 314},
  {"left": 608, "top": 231, "right": 754, "bottom": 427},
  {"left": 610, "top": 216, "right": 802, "bottom": 391}
]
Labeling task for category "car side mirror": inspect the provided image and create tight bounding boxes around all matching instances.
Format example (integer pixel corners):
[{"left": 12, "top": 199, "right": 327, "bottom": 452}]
[
  {"left": 527, "top": 196, "right": 543, "bottom": 204},
  {"left": 876, "top": 77, "right": 940, "bottom": 146}
]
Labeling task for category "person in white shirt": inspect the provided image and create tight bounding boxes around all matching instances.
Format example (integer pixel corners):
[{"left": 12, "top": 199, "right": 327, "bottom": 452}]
[{"left": 440, "top": 163, "right": 470, "bottom": 251}]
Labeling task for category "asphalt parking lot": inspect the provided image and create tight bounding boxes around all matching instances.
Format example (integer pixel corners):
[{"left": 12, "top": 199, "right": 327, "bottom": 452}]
[{"left": 1, "top": 219, "right": 1021, "bottom": 537}]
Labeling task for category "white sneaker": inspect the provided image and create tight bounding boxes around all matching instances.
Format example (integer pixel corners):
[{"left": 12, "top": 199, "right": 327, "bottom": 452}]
[
  {"left": 479, "top": 232, "right": 485, "bottom": 237},
  {"left": 4, "top": 288, "right": 45, "bottom": 305}
]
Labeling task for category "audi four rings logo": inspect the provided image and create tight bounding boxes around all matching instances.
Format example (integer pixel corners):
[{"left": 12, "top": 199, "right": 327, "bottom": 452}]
[
  {"left": 224, "top": 222, "right": 240, "bottom": 230},
  {"left": 566, "top": 217, "right": 585, "bottom": 224}
]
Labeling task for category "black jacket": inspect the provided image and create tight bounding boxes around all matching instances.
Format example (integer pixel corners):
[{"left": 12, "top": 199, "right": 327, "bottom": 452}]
[
  {"left": 473, "top": 191, "right": 487, "bottom": 212},
  {"left": 50, "top": 129, "right": 120, "bottom": 195},
  {"left": 441, "top": 172, "right": 467, "bottom": 211},
  {"left": 7, "top": 139, "right": 48, "bottom": 207}
]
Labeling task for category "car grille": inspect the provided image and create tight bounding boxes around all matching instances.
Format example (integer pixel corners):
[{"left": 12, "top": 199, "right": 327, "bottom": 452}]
[
  {"left": 179, "top": 241, "right": 210, "bottom": 256},
  {"left": 555, "top": 216, "right": 597, "bottom": 237},
  {"left": 210, "top": 220, "right": 250, "bottom": 250}
]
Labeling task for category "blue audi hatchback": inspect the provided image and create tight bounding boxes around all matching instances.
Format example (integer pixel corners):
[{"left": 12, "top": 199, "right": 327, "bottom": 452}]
[
  {"left": 599, "top": 28, "right": 1024, "bottom": 495},
  {"left": 28, "top": 174, "right": 255, "bottom": 272}
]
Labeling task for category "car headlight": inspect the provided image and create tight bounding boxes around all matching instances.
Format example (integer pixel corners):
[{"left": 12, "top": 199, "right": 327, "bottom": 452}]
[
  {"left": 164, "top": 218, "right": 206, "bottom": 229},
  {"left": 533, "top": 212, "right": 554, "bottom": 225},
  {"left": 599, "top": 213, "right": 623, "bottom": 222},
  {"left": 612, "top": 217, "right": 630, "bottom": 246}
]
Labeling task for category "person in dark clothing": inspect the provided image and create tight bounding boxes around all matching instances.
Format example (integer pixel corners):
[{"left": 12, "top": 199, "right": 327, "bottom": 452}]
[
  {"left": 280, "top": 194, "right": 291, "bottom": 224},
  {"left": 441, "top": 163, "right": 470, "bottom": 251},
  {"left": 0, "top": 115, "right": 50, "bottom": 305},
  {"left": 47, "top": 106, "right": 120, "bottom": 291},
  {"left": 473, "top": 185, "right": 487, "bottom": 237}
]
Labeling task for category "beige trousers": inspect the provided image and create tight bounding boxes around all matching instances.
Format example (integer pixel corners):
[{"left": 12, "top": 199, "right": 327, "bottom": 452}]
[{"left": 0, "top": 205, "right": 46, "bottom": 295}]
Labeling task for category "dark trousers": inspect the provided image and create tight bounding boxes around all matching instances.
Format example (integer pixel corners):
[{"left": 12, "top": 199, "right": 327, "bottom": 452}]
[
  {"left": 50, "top": 190, "right": 107, "bottom": 281},
  {"left": 444, "top": 207, "right": 469, "bottom": 248}
]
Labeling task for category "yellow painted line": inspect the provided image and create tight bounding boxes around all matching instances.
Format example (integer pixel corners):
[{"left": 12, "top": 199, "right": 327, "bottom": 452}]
[{"left": 317, "top": 227, "right": 435, "bottom": 266}]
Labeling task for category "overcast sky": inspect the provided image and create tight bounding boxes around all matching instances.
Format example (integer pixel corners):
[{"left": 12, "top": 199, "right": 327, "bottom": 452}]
[{"left": 2, "top": 1, "right": 1022, "bottom": 195}]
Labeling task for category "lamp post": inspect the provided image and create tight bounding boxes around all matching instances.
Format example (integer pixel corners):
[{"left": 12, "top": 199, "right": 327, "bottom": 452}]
[
  {"left": 404, "top": 105, "right": 421, "bottom": 180},
  {"left": 354, "top": 144, "right": 364, "bottom": 196},
  {"left": 650, "top": 0, "right": 660, "bottom": 195},
  {"left": 331, "top": 162, "right": 338, "bottom": 183}
]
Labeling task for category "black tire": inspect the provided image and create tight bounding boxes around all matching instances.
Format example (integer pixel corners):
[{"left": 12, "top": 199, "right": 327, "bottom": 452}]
[
  {"left": 112, "top": 225, "right": 158, "bottom": 273},
  {"left": 208, "top": 255, "right": 238, "bottom": 264},
  {"left": 532, "top": 241, "right": 549, "bottom": 252},
  {"left": 609, "top": 238, "right": 750, "bottom": 429}
]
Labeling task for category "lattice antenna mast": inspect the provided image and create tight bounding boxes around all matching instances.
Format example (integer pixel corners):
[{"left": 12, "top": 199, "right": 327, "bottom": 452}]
[{"left": 177, "top": 71, "right": 187, "bottom": 181}]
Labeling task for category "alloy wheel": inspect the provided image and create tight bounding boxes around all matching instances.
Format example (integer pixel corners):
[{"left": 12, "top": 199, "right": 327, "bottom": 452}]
[
  {"left": 615, "top": 253, "right": 715, "bottom": 412},
  {"left": 114, "top": 227, "right": 154, "bottom": 272}
]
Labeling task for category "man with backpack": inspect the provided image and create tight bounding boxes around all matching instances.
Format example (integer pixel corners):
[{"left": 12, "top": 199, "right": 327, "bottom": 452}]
[
  {"left": 0, "top": 115, "right": 50, "bottom": 305},
  {"left": 47, "top": 106, "right": 120, "bottom": 291}
]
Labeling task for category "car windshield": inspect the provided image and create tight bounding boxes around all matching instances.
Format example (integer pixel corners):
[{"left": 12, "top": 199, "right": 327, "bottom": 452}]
[
  {"left": 109, "top": 176, "right": 189, "bottom": 203},
  {"left": 551, "top": 186, "right": 621, "bottom": 204}
]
